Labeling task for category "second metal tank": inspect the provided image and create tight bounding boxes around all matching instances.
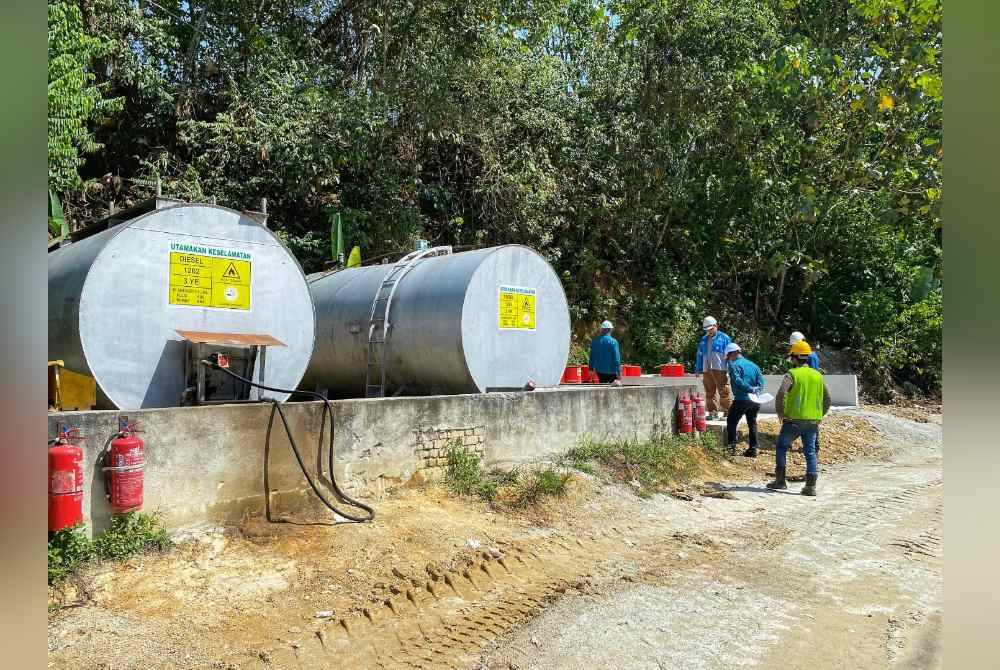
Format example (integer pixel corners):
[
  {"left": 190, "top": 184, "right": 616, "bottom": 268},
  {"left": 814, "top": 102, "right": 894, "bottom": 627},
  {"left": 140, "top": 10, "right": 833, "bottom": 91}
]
[{"left": 302, "top": 245, "right": 571, "bottom": 396}]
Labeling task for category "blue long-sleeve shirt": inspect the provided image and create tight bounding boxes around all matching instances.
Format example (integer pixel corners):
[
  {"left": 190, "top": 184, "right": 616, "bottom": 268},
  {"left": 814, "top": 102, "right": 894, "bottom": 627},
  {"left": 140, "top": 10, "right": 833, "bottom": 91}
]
[
  {"left": 806, "top": 352, "right": 820, "bottom": 370},
  {"left": 695, "top": 330, "right": 732, "bottom": 373},
  {"left": 588, "top": 334, "right": 621, "bottom": 376},
  {"left": 727, "top": 356, "right": 765, "bottom": 402}
]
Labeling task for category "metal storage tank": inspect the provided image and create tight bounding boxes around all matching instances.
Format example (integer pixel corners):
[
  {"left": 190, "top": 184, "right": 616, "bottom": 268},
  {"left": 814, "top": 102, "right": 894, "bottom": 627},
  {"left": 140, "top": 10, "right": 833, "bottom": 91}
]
[
  {"left": 48, "top": 202, "right": 315, "bottom": 409},
  {"left": 303, "top": 245, "right": 571, "bottom": 396}
]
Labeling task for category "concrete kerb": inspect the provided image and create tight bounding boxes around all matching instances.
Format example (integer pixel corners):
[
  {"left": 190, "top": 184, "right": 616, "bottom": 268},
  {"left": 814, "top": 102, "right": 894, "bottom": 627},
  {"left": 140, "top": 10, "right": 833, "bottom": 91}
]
[{"left": 49, "top": 384, "right": 698, "bottom": 536}]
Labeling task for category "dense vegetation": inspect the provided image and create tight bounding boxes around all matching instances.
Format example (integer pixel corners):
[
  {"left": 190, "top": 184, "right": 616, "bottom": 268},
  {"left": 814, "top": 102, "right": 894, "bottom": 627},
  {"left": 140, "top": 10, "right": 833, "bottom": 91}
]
[{"left": 48, "top": 0, "right": 941, "bottom": 397}]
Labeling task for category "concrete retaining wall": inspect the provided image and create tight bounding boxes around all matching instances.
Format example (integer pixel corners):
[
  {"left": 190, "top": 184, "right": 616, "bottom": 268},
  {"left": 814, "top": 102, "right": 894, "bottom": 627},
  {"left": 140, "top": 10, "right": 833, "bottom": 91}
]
[
  {"left": 622, "top": 374, "right": 858, "bottom": 411},
  {"left": 49, "top": 383, "right": 695, "bottom": 536}
]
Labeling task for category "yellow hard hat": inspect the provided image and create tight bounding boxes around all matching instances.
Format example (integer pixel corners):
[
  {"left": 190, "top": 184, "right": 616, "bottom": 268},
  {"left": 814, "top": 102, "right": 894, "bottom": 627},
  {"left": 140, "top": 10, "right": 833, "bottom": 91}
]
[{"left": 789, "top": 340, "right": 813, "bottom": 356}]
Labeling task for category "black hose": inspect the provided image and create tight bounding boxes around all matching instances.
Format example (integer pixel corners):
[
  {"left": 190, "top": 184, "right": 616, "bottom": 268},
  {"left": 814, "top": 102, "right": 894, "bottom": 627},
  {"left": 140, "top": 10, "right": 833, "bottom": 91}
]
[{"left": 209, "top": 364, "right": 375, "bottom": 523}]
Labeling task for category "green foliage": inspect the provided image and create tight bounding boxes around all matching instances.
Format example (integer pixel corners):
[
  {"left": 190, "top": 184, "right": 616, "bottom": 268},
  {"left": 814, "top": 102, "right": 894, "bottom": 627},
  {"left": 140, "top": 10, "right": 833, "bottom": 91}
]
[
  {"left": 444, "top": 444, "right": 568, "bottom": 508},
  {"left": 48, "top": 524, "right": 95, "bottom": 585},
  {"left": 49, "top": 512, "right": 172, "bottom": 584},
  {"left": 514, "top": 468, "right": 572, "bottom": 506},
  {"left": 47, "top": 1, "right": 123, "bottom": 195},
  {"left": 92, "top": 512, "right": 171, "bottom": 561},
  {"left": 48, "top": 190, "right": 67, "bottom": 238},
  {"left": 564, "top": 433, "right": 714, "bottom": 497},
  {"left": 47, "top": 0, "right": 942, "bottom": 395}
]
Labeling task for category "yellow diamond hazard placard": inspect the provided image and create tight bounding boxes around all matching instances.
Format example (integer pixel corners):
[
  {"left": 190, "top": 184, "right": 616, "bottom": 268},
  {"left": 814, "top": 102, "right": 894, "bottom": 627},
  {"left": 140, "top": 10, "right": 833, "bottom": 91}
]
[
  {"left": 168, "top": 243, "right": 252, "bottom": 310},
  {"left": 498, "top": 285, "right": 536, "bottom": 330}
]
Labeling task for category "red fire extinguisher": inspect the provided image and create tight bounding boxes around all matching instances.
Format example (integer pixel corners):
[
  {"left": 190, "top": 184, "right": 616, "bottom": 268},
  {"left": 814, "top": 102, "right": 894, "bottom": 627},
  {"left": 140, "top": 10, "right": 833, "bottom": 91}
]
[
  {"left": 103, "top": 419, "right": 144, "bottom": 514},
  {"left": 693, "top": 393, "right": 708, "bottom": 432},
  {"left": 49, "top": 426, "right": 84, "bottom": 532},
  {"left": 677, "top": 393, "right": 693, "bottom": 434}
]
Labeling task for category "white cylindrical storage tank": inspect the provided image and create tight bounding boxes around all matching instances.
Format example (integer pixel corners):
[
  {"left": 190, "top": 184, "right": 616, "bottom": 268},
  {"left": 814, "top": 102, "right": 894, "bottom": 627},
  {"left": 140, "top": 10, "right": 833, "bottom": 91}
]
[
  {"left": 303, "top": 245, "right": 571, "bottom": 396},
  {"left": 48, "top": 204, "right": 315, "bottom": 409}
]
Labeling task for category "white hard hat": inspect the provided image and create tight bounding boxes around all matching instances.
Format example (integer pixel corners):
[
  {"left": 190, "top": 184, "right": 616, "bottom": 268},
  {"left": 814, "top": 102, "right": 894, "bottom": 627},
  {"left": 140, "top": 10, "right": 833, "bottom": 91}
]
[
  {"left": 789, "top": 331, "right": 805, "bottom": 345},
  {"left": 725, "top": 343, "right": 741, "bottom": 355},
  {"left": 600, "top": 320, "right": 613, "bottom": 330},
  {"left": 702, "top": 316, "right": 718, "bottom": 330}
]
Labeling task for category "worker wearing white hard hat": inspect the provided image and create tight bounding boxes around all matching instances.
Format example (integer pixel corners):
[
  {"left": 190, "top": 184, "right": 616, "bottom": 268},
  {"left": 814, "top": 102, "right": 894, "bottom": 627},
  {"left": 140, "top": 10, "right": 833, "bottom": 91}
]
[
  {"left": 589, "top": 320, "right": 622, "bottom": 385},
  {"left": 724, "top": 343, "right": 766, "bottom": 458},
  {"left": 788, "top": 331, "right": 821, "bottom": 370},
  {"left": 694, "top": 316, "right": 732, "bottom": 420}
]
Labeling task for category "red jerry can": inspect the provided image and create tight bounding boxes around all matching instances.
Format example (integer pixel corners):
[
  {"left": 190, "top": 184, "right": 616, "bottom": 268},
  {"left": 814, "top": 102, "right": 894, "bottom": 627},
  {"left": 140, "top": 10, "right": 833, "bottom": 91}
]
[
  {"left": 561, "top": 366, "right": 582, "bottom": 384},
  {"left": 49, "top": 431, "right": 84, "bottom": 532}
]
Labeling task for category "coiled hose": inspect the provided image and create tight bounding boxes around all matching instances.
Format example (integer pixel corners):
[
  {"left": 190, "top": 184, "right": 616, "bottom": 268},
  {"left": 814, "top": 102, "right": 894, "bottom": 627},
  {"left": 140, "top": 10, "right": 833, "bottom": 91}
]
[{"left": 208, "top": 363, "right": 375, "bottom": 523}]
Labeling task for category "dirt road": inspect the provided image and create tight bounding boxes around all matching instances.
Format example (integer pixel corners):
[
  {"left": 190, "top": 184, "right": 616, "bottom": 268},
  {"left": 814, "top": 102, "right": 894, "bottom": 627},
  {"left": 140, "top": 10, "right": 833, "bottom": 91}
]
[
  {"left": 48, "top": 408, "right": 941, "bottom": 670},
  {"left": 482, "top": 409, "right": 943, "bottom": 670}
]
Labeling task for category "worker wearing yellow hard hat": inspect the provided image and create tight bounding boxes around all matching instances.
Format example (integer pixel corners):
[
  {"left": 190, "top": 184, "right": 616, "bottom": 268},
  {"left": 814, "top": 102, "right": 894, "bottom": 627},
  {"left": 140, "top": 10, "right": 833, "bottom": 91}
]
[
  {"left": 788, "top": 331, "right": 822, "bottom": 370},
  {"left": 767, "top": 339, "right": 832, "bottom": 497}
]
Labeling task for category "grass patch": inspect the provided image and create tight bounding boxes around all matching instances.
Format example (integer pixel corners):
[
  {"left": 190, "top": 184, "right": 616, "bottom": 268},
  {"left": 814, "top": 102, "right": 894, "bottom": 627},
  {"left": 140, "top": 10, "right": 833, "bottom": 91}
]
[
  {"left": 93, "top": 511, "right": 171, "bottom": 560},
  {"left": 562, "top": 432, "right": 719, "bottom": 498},
  {"left": 443, "top": 442, "right": 570, "bottom": 509},
  {"left": 48, "top": 511, "right": 172, "bottom": 585},
  {"left": 48, "top": 524, "right": 95, "bottom": 585}
]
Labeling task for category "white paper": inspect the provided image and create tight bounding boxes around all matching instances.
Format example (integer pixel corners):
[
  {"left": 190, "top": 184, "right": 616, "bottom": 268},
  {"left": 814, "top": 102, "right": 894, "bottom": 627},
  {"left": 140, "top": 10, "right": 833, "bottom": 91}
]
[{"left": 748, "top": 392, "right": 774, "bottom": 405}]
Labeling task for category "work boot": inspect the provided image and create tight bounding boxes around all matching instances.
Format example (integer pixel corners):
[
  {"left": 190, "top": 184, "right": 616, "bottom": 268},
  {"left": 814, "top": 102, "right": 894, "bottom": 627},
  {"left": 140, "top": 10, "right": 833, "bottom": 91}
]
[
  {"left": 801, "top": 474, "right": 817, "bottom": 497},
  {"left": 742, "top": 446, "right": 758, "bottom": 458},
  {"left": 726, "top": 443, "right": 737, "bottom": 457},
  {"left": 766, "top": 466, "right": 787, "bottom": 490}
]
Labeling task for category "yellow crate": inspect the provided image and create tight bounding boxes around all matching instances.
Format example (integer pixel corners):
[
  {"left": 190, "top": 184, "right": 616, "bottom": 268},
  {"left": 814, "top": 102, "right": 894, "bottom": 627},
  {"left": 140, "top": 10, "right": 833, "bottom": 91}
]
[{"left": 48, "top": 360, "right": 96, "bottom": 411}]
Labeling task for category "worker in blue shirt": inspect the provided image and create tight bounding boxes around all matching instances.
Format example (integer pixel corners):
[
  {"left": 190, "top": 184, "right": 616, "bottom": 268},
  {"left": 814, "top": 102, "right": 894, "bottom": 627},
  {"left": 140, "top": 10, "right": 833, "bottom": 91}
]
[
  {"left": 588, "top": 320, "right": 622, "bottom": 385},
  {"left": 694, "top": 316, "right": 733, "bottom": 420},
  {"left": 724, "top": 343, "right": 766, "bottom": 457},
  {"left": 789, "top": 332, "right": 821, "bottom": 370}
]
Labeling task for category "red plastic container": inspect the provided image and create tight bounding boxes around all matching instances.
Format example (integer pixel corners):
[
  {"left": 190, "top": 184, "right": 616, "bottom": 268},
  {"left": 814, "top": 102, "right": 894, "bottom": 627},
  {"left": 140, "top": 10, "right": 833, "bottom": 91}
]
[
  {"left": 581, "top": 366, "right": 599, "bottom": 383},
  {"left": 622, "top": 364, "right": 642, "bottom": 377},
  {"left": 561, "top": 366, "right": 582, "bottom": 384},
  {"left": 658, "top": 363, "right": 684, "bottom": 377}
]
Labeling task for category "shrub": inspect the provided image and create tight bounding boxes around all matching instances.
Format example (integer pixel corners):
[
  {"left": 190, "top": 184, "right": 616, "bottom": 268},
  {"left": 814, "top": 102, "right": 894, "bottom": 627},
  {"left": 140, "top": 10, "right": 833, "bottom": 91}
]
[
  {"left": 92, "top": 511, "right": 171, "bottom": 561},
  {"left": 48, "top": 524, "right": 95, "bottom": 585},
  {"left": 443, "top": 445, "right": 569, "bottom": 508}
]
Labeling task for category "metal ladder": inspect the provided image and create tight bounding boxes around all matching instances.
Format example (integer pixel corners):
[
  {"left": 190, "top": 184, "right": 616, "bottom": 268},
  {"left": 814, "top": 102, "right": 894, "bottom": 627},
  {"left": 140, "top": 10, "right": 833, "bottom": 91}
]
[{"left": 365, "top": 245, "right": 453, "bottom": 398}]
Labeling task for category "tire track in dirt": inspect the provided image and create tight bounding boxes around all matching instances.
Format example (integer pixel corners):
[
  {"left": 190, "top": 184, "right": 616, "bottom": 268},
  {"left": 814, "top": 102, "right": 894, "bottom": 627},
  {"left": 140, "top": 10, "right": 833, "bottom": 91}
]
[
  {"left": 278, "top": 527, "right": 634, "bottom": 668},
  {"left": 261, "top": 521, "right": 733, "bottom": 669}
]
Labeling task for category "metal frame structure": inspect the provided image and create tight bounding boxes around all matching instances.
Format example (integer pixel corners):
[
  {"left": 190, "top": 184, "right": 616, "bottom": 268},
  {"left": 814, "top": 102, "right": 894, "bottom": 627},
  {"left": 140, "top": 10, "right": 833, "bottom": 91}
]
[
  {"left": 364, "top": 246, "right": 453, "bottom": 398},
  {"left": 176, "top": 330, "right": 286, "bottom": 405}
]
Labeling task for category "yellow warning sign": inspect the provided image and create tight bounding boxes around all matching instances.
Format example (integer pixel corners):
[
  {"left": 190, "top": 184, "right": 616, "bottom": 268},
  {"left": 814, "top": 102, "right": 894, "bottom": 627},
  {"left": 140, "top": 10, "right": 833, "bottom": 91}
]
[
  {"left": 498, "top": 285, "right": 536, "bottom": 330},
  {"left": 168, "top": 243, "right": 252, "bottom": 310}
]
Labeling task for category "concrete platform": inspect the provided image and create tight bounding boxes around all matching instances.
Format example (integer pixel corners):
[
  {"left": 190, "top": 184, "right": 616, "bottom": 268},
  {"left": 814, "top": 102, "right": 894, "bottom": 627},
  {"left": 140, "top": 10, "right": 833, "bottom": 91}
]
[
  {"left": 618, "top": 373, "right": 858, "bottom": 413},
  {"left": 49, "top": 383, "right": 698, "bottom": 536}
]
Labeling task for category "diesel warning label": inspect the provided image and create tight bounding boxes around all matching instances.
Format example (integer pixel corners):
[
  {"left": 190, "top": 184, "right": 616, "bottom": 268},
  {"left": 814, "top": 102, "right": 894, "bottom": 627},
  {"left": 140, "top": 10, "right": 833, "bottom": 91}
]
[
  {"left": 498, "top": 285, "right": 536, "bottom": 330},
  {"left": 168, "top": 243, "right": 252, "bottom": 310}
]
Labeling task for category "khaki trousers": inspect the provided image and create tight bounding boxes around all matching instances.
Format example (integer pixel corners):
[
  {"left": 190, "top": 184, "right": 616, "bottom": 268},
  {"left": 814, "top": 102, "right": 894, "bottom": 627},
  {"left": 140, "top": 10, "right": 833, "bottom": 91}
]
[{"left": 702, "top": 369, "right": 732, "bottom": 414}]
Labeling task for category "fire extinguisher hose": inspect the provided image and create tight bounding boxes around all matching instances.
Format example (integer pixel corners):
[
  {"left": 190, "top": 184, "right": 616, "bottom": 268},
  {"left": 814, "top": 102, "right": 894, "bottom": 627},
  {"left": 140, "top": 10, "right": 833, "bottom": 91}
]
[{"left": 209, "top": 364, "right": 375, "bottom": 524}]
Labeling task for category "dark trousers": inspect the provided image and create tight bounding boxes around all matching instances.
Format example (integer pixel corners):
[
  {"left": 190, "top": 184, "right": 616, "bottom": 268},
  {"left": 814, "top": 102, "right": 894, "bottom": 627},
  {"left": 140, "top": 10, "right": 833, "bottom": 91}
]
[
  {"left": 597, "top": 372, "right": 618, "bottom": 384},
  {"left": 726, "top": 399, "right": 759, "bottom": 448}
]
